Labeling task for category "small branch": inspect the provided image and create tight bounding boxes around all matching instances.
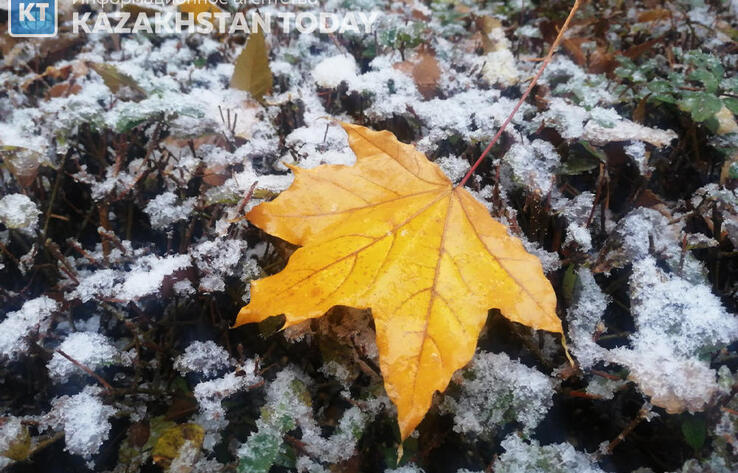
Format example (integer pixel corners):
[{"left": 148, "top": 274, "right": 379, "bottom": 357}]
[
  {"left": 56, "top": 349, "right": 114, "bottom": 393},
  {"left": 596, "top": 403, "right": 651, "bottom": 459},
  {"left": 458, "top": 0, "right": 582, "bottom": 188}
]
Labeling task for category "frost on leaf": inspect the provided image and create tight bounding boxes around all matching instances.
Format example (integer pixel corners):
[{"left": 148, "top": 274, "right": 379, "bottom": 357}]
[
  {"left": 47, "top": 332, "right": 119, "bottom": 382},
  {"left": 0, "top": 296, "right": 58, "bottom": 360},
  {"left": 440, "top": 351, "right": 554, "bottom": 437},
  {"left": 495, "top": 434, "right": 606, "bottom": 473},
  {"left": 40, "top": 386, "right": 116, "bottom": 458}
]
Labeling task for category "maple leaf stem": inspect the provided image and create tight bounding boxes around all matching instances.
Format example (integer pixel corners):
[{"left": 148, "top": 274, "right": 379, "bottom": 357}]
[{"left": 457, "top": 0, "right": 583, "bottom": 189}]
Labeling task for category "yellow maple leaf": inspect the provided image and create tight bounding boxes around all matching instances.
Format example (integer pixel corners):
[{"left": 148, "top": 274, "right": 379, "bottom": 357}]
[{"left": 235, "top": 123, "right": 563, "bottom": 440}]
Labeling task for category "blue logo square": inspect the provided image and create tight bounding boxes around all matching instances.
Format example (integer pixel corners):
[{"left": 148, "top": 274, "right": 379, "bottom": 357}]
[{"left": 9, "top": 0, "right": 57, "bottom": 37}]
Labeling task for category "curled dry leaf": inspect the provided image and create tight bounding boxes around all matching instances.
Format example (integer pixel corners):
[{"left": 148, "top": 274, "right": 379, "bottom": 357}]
[
  {"left": 88, "top": 62, "right": 147, "bottom": 102},
  {"left": 235, "top": 123, "right": 562, "bottom": 440},
  {"left": 230, "top": 25, "right": 273, "bottom": 102},
  {"left": 393, "top": 50, "right": 441, "bottom": 100}
]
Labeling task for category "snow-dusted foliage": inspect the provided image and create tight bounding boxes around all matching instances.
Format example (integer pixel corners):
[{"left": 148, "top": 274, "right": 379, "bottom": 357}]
[
  {"left": 441, "top": 351, "right": 554, "bottom": 437},
  {"left": 194, "top": 361, "right": 261, "bottom": 421},
  {"left": 144, "top": 192, "right": 196, "bottom": 230},
  {"left": 607, "top": 257, "right": 738, "bottom": 413},
  {"left": 237, "top": 366, "right": 380, "bottom": 472},
  {"left": 495, "top": 434, "right": 606, "bottom": 473},
  {"left": 2, "top": 0, "right": 738, "bottom": 471}
]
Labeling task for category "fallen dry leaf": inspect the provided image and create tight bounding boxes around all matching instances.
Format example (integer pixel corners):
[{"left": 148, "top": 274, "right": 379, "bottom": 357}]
[
  {"left": 230, "top": 25, "right": 273, "bottom": 101},
  {"left": 393, "top": 50, "right": 441, "bottom": 100},
  {"left": 235, "top": 123, "right": 562, "bottom": 440}
]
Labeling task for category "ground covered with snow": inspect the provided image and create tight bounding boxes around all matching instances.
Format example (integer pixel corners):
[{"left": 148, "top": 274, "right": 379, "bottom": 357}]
[{"left": 2, "top": 0, "right": 738, "bottom": 472}]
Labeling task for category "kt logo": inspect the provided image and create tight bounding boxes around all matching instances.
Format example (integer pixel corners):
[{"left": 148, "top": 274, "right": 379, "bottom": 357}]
[{"left": 9, "top": 0, "right": 58, "bottom": 37}]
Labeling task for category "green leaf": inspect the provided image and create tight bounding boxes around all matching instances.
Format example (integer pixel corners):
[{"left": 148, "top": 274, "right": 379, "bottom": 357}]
[
  {"left": 689, "top": 68, "right": 719, "bottom": 94},
  {"left": 650, "top": 93, "right": 677, "bottom": 104},
  {"left": 647, "top": 80, "right": 673, "bottom": 94},
  {"left": 723, "top": 97, "right": 738, "bottom": 115},
  {"left": 679, "top": 92, "right": 723, "bottom": 122},
  {"left": 237, "top": 429, "right": 283, "bottom": 473},
  {"left": 681, "top": 415, "right": 706, "bottom": 452},
  {"left": 230, "top": 25, "right": 273, "bottom": 101},
  {"left": 562, "top": 264, "right": 578, "bottom": 305}
]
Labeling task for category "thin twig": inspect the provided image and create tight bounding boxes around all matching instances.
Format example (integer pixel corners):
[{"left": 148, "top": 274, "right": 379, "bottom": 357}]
[
  {"left": 596, "top": 403, "right": 651, "bottom": 459},
  {"left": 56, "top": 349, "right": 114, "bottom": 393},
  {"left": 458, "top": 0, "right": 582, "bottom": 188}
]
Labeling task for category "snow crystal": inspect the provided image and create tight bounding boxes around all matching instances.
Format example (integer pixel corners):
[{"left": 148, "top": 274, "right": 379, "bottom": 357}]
[
  {"left": 385, "top": 466, "right": 425, "bottom": 473},
  {"left": 540, "top": 98, "right": 590, "bottom": 140},
  {"left": 193, "top": 360, "right": 260, "bottom": 421},
  {"left": 0, "top": 417, "right": 26, "bottom": 464},
  {"left": 481, "top": 49, "right": 519, "bottom": 87},
  {"left": 0, "top": 296, "right": 58, "bottom": 360},
  {"left": 624, "top": 141, "right": 650, "bottom": 174},
  {"left": 174, "top": 340, "right": 234, "bottom": 378},
  {"left": 541, "top": 57, "right": 615, "bottom": 107},
  {"left": 312, "top": 55, "right": 359, "bottom": 88},
  {"left": 582, "top": 120, "right": 677, "bottom": 148},
  {"left": 47, "top": 332, "right": 119, "bottom": 382},
  {"left": 117, "top": 253, "right": 191, "bottom": 300},
  {"left": 191, "top": 238, "right": 248, "bottom": 293},
  {"left": 521, "top": 238, "right": 561, "bottom": 273},
  {"left": 69, "top": 269, "right": 119, "bottom": 303},
  {"left": 238, "top": 366, "right": 375, "bottom": 471},
  {"left": 585, "top": 376, "right": 627, "bottom": 400},
  {"left": 565, "top": 223, "right": 593, "bottom": 251},
  {"left": 0, "top": 193, "right": 40, "bottom": 231},
  {"left": 566, "top": 268, "right": 609, "bottom": 369},
  {"left": 612, "top": 208, "right": 706, "bottom": 282},
  {"left": 437, "top": 155, "right": 470, "bottom": 184},
  {"left": 42, "top": 386, "right": 116, "bottom": 457},
  {"left": 538, "top": 97, "right": 677, "bottom": 149},
  {"left": 502, "top": 139, "right": 560, "bottom": 195},
  {"left": 607, "top": 257, "right": 738, "bottom": 413},
  {"left": 609, "top": 347, "right": 721, "bottom": 414},
  {"left": 144, "top": 192, "right": 196, "bottom": 230},
  {"left": 441, "top": 351, "right": 554, "bottom": 437},
  {"left": 625, "top": 257, "right": 737, "bottom": 358},
  {"left": 495, "top": 434, "right": 606, "bottom": 473}
]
